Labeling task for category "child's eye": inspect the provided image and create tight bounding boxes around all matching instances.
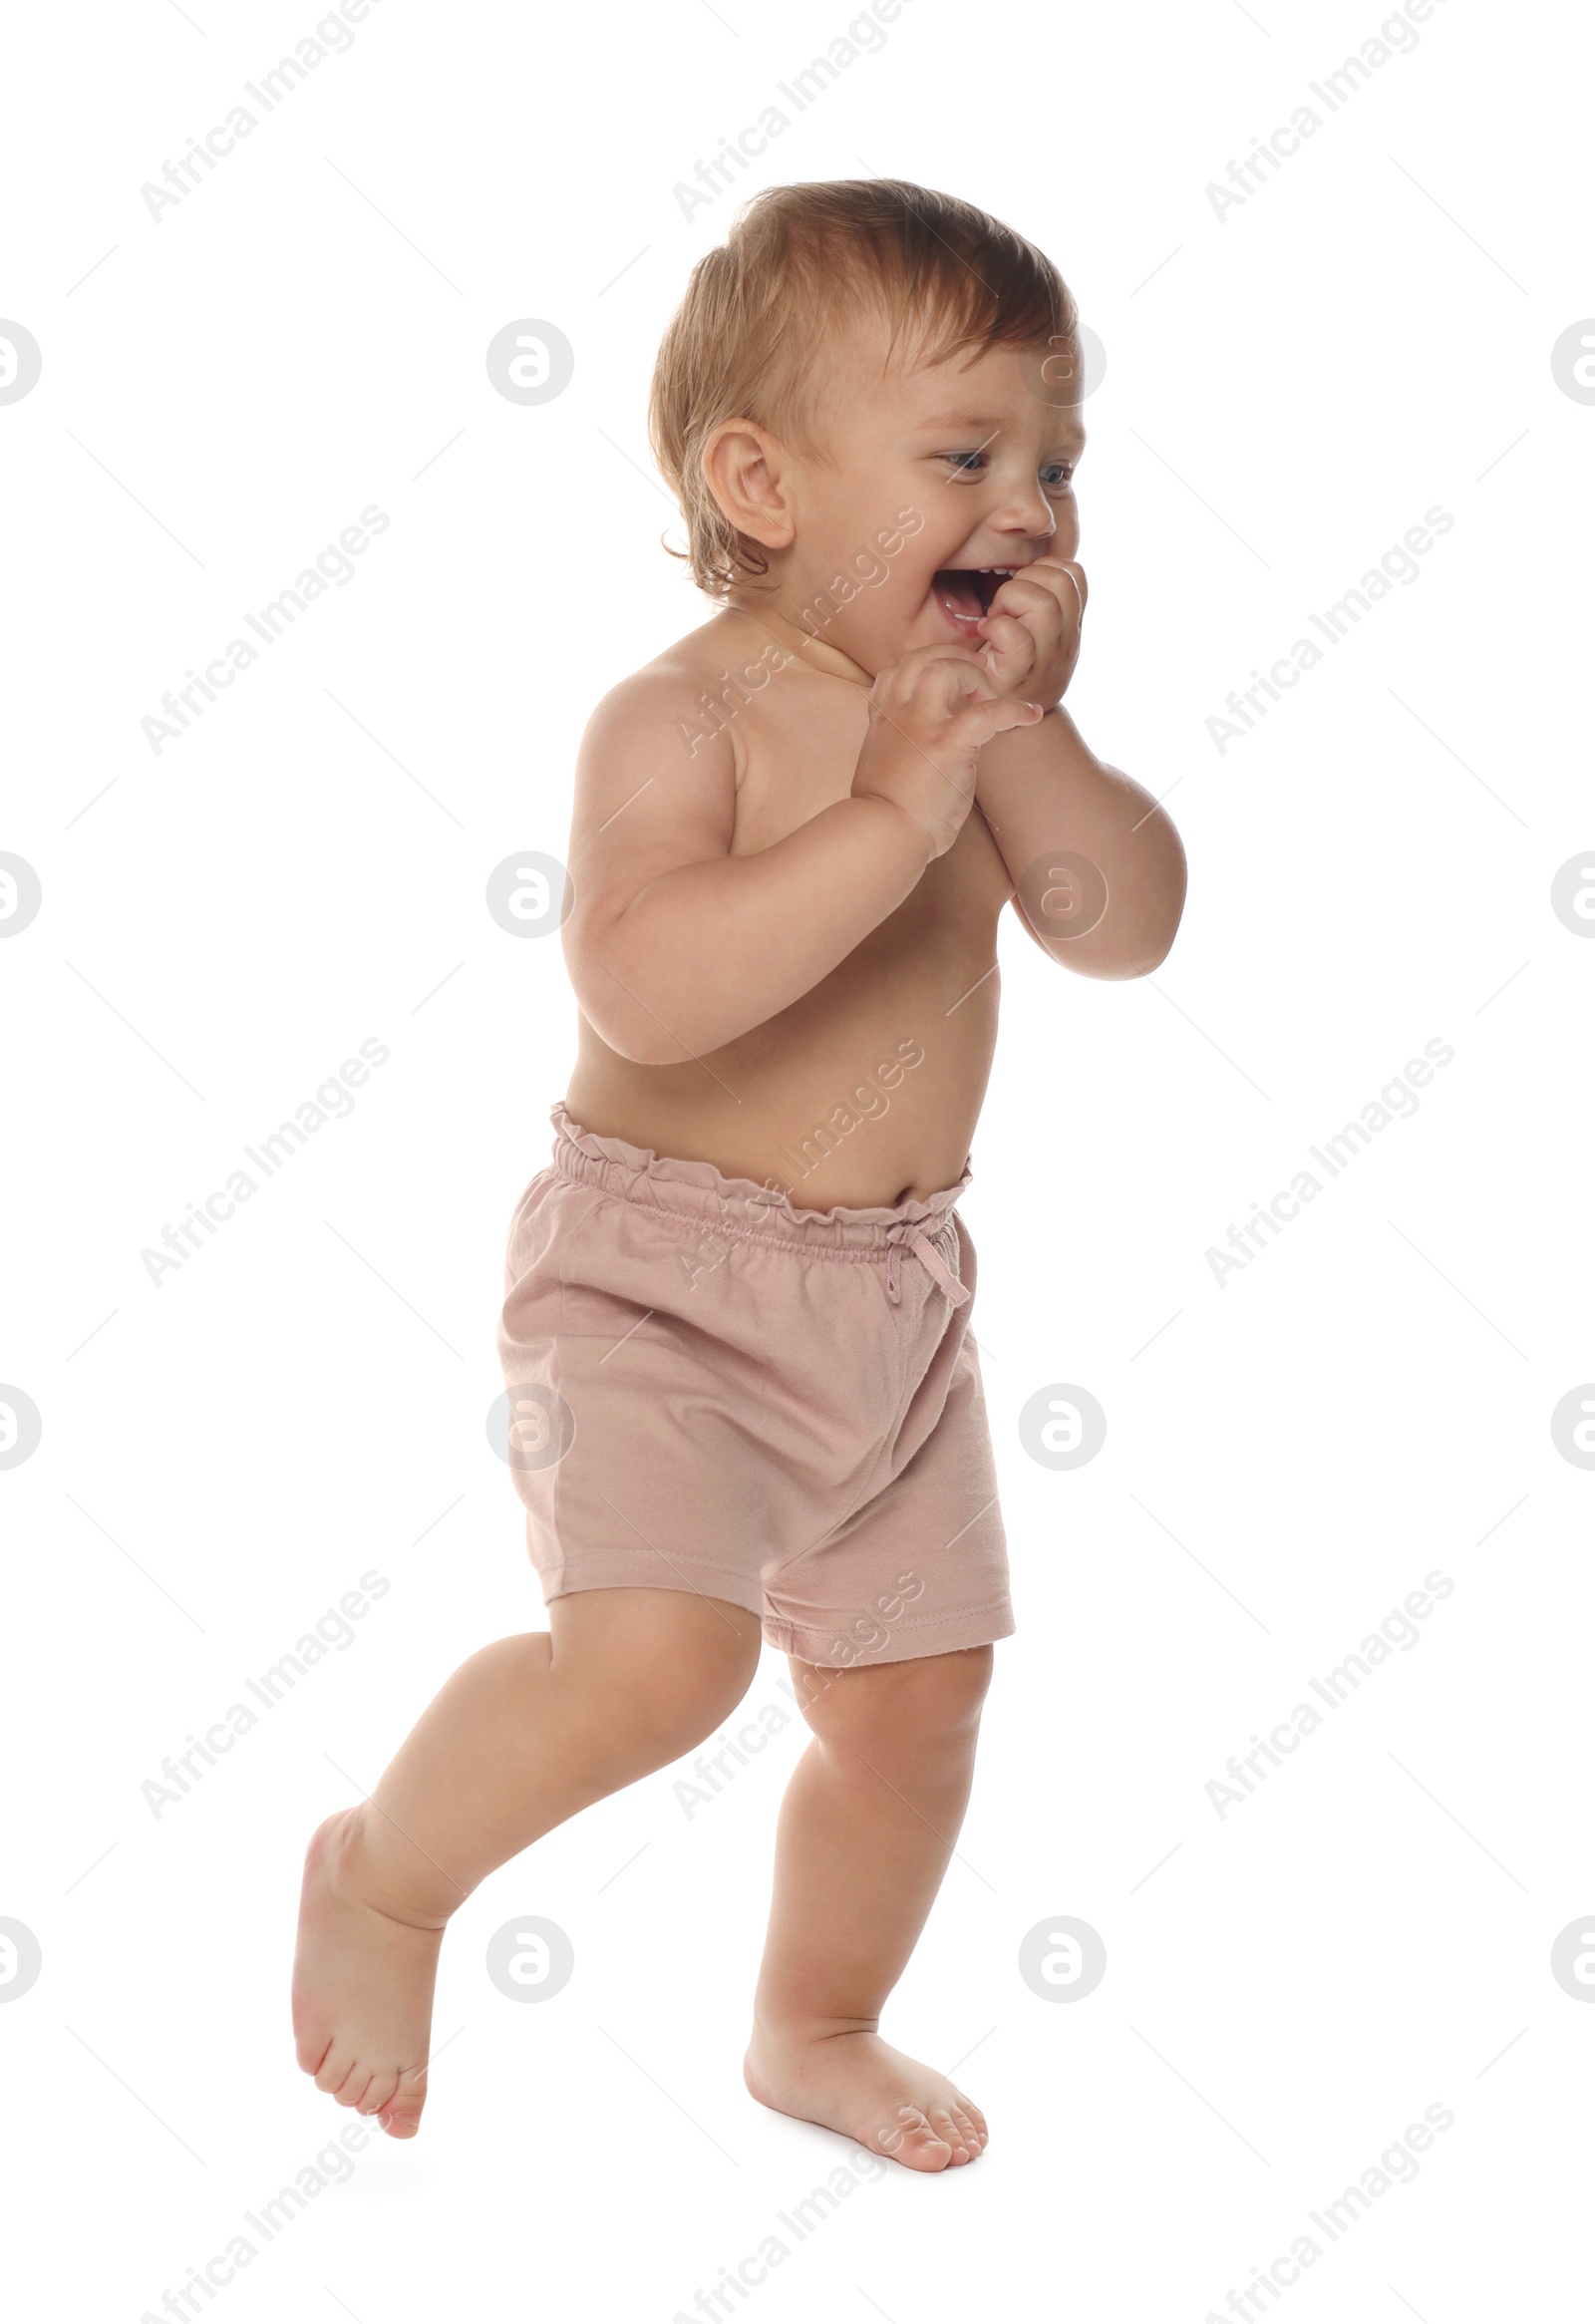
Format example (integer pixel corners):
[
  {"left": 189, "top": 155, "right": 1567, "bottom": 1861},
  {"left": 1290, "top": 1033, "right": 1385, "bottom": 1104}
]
[{"left": 938, "top": 453, "right": 1078, "bottom": 487}]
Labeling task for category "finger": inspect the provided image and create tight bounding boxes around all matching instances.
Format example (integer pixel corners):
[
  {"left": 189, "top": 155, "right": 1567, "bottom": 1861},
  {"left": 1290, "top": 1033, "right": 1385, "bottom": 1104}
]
[
  {"left": 1021, "top": 553, "right": 1087, "bottom": 590},
  {"left": 990, "top": 573, "right": 1064, "bottom": 610},
  {"left": 953, "top": 695, "right": 1045, "bottom": 739},
  {"left": 1054, "top": 558, "right": 1088, "bottom": 619},
  {"left": 902, "top": 639, "right": 990, "bottom": 668},
  {"left": 977, "top": 610, "right": 1042, "bottom": 668},
  {"left": 916, "top": 657, "right": 1002, "bottom": 714},
  {"left": 987, "top": 579, "right": 1068, "bottom": 637},
  {"left": 873, "top": 642, "right": 989, "bottom": 713},
  {"left": 880, "top": 640, "right": 989, "bottom": 692},
  {"left": 1011, "top": 556, "right": 1087, "bottom": 621}
]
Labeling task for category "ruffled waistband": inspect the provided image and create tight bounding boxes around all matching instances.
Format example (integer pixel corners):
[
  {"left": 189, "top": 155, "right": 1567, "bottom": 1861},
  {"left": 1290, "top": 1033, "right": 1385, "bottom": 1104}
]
[{"left": 547, "top": 1102, "right": 972, "bottom": 1281}]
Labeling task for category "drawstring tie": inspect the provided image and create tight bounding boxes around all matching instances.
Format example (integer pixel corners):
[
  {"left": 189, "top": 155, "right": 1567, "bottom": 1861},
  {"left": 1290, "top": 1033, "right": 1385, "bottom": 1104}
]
[{"left": 883, "top": 1220, "right": 970, "bottom": 1308}]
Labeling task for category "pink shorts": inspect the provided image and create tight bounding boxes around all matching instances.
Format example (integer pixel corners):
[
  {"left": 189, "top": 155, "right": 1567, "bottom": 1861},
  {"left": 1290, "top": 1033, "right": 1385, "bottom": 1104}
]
[{"left": 494, "top": 1105, "right": 1013, "bottom": 1668}]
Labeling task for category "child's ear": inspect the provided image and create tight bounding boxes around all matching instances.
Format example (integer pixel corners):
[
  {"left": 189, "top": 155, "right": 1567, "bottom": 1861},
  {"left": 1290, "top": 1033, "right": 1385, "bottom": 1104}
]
[{"left": 701, "top": 420, "right": 796, "bottom": 553}]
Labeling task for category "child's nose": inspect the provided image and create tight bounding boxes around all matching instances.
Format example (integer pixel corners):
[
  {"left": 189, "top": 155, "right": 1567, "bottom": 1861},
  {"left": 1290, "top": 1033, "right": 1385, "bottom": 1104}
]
[{"left": 989, "top": 479, "right": 1057, "bottom": 542}]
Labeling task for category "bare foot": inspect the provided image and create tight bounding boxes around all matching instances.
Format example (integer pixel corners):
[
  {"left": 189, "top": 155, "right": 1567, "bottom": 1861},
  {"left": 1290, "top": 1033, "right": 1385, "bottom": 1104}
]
[
  {"left": 744, "top": 2024, "right": 989, "bottom": 2170},
  {"left": 292, "top": 1809, "right": 446, "bottom": 2139}
]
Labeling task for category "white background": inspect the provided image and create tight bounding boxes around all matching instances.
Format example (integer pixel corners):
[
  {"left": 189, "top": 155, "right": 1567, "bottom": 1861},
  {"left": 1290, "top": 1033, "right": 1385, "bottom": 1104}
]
[{"left": 3, "top": 0, "right": 1592, "bottom": 2316}]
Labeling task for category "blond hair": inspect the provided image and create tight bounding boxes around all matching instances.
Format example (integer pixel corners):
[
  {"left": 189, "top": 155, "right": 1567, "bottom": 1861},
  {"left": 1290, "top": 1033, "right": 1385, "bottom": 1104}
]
[{"left": 648, "top": 178, "right": 1075, "bottom": 598}]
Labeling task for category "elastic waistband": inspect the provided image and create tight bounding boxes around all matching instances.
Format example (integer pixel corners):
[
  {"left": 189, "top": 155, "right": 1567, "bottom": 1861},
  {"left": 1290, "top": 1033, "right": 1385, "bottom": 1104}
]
[{"left": 547, "top": 1103, "right": 972, "bottom": 1304}]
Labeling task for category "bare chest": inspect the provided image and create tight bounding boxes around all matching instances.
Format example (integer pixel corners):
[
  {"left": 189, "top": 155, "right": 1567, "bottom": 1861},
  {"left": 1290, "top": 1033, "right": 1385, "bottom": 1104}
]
[
  {"left": 722, "top": 658, "right": 1012, "bottom": 945},
  {"left": 724, "top": 659, "right": 871, "bottom": 850}
]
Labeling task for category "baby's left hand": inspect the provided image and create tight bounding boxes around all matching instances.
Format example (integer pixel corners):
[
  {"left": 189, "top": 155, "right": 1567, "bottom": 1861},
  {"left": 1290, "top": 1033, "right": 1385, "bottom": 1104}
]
[{"left": 977, "top": 556, "right": 1088, "bottom": 709}]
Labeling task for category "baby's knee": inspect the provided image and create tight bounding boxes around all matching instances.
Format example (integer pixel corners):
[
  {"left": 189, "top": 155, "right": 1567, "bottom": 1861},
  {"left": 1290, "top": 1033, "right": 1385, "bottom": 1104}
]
[
  {"left": 551, "top": 1589, "right": 763, "bottom": 1767},
  {"left": 798, "top": 1643, "right": 994, "bottom": 1753},
  {"left": 631, "top": 1649, "right": 761, "bottom": 1763}
]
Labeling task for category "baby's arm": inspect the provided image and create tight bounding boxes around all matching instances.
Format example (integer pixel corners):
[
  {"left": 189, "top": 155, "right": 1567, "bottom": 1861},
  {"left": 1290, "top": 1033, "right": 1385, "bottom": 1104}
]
[
  {"left": 969, "top": 559, "right": 1186, "bottom": 978},
  {"left": 563, "top": 653, "right": 1040, "bottom": 1064},
  {"left": 976, "top": 708, "right": 1186, "bottom": 979}
]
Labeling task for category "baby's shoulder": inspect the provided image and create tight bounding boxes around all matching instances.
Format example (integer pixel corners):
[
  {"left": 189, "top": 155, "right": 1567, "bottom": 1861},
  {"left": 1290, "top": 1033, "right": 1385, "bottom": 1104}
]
[
  {"left": 581, "top": 613, "right": 781, "bottom": 785},
  {"left": 571, "top": 615, "right": 777, "bottom": 834},
  {"left": 577, "top": 615, "right": 747, "bottom": 760},
  {"left": 591, "top": 609, "right": 760, "bottom": 709}
]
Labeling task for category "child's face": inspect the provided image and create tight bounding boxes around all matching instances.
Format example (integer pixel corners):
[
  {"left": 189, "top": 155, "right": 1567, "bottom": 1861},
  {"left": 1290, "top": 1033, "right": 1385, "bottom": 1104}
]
[{"left": 753, "top": 314, "right": 1086, "bottom": 676}]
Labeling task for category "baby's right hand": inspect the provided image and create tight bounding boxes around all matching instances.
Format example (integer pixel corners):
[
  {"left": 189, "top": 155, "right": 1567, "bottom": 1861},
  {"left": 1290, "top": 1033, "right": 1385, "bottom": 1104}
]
[{"left": 850, "top": 646, "right": 1043, "bottom": 860}]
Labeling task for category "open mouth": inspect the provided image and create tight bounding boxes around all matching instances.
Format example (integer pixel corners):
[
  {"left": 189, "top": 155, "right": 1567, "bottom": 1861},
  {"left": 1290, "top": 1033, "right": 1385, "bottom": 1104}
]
[{"left": 933, "top": 566, "right": 1019, "bottom": 627}]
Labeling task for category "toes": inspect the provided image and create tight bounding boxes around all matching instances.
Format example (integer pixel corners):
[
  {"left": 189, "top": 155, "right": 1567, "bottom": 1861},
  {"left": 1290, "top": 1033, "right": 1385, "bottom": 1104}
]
[
  {"left": 334, "top": 2065, "right": 375, "bottom": 2113},
  {"left": 313, "top": 2045, "right": 354, "bottom": 2095},
  {"left": 951, "top": 2089, "right": 989, "bottom": 2150},
  {"left": 378, "top": 2066, "right": 428, "bottom": 2141},
  {"left": 877, "top": 2105, "right": 953, "bottom": 2171},
  {"left": 378, "top": 2096, "right": 425, "bottom": 2140},
  {"left": 306, "top": 2044, "right": 409, "bottom": 2118},
  {"left": 926, "top": 2105, "right": 970, "bottom": 2163},
  {"left": 947, "top": 2101, "right": 985, "bottom": 2161},
  {"left": 359, "top": 2068, "right": 401, "bottom": 2118}
]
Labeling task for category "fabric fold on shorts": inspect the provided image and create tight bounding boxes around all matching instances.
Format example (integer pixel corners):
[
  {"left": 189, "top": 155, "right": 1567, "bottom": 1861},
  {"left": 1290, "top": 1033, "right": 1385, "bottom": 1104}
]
[{"left": 494, "top": 1104, "right": 1013, "bottom": 1669}]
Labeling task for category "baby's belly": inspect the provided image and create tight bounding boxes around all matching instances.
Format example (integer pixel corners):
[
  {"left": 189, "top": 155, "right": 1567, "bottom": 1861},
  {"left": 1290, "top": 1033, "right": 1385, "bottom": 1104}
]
[{"left": 564, "top": 940, "right": 1002, "bottom": 1210}]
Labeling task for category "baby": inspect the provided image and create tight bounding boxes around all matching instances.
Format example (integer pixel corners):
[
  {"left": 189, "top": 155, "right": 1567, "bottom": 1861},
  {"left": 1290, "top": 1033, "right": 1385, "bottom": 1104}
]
[{"left": 293, "top": 177, "right": 1186, "bottom": 2169}]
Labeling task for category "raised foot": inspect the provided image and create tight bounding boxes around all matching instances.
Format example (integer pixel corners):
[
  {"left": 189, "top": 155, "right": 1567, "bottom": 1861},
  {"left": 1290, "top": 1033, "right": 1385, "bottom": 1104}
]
[
  {"left": 291, "top": 1809, "right": 446, "bottom": 2140},
  {"left": 743, "top": 2025, "right": 989, "bottom": 2171}
]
